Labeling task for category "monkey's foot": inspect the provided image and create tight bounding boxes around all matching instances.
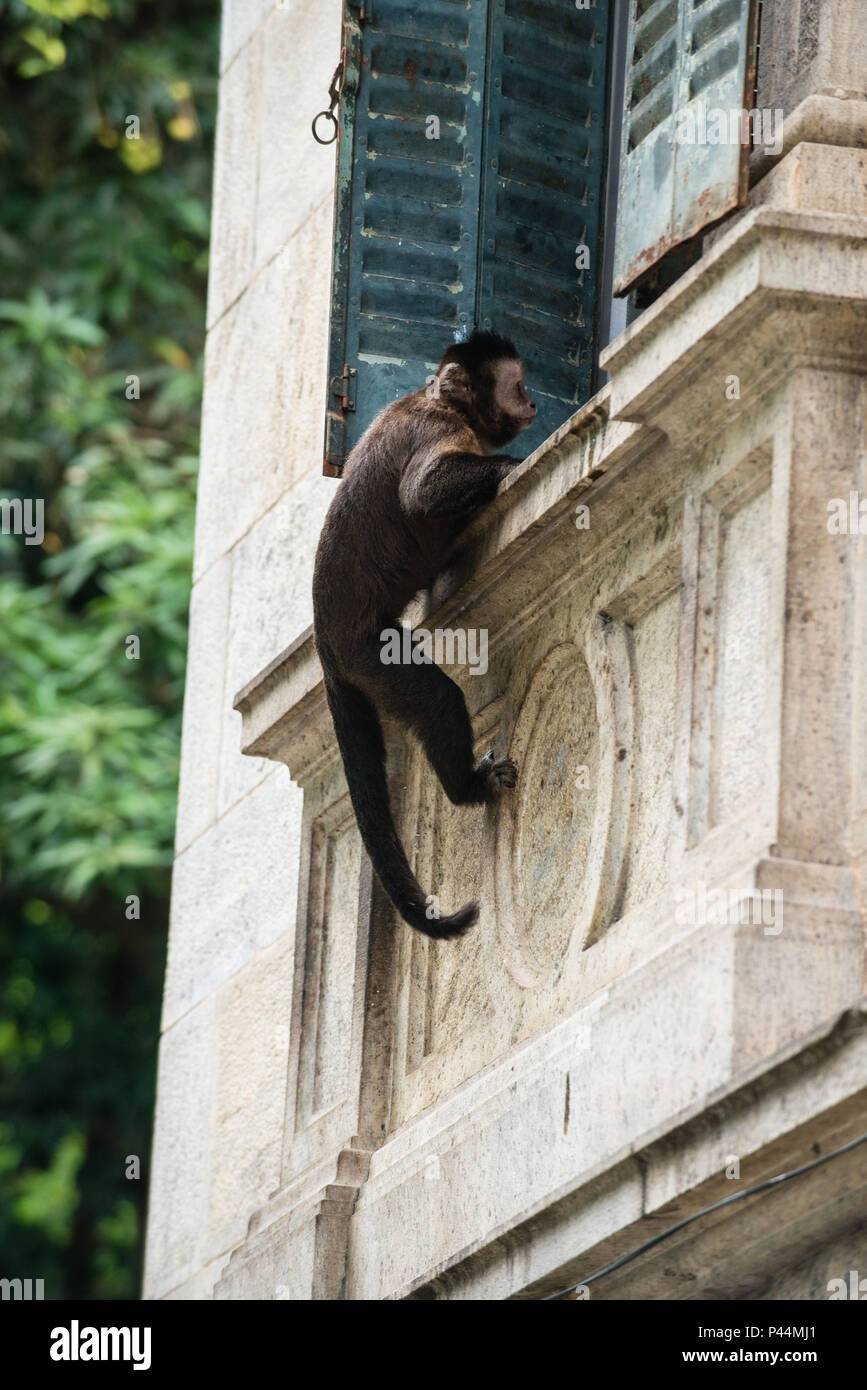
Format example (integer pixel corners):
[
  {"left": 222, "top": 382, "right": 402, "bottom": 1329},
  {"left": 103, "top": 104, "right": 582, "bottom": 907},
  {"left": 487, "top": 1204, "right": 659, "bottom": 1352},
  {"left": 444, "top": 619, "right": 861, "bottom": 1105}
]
[
  {"left": 476, "top": 750, "right": 518, "bottom": 801},
  {"left": 492, "top": 756, "right": 518, "bottom": 789},
  {"left": 448, "top": 751, "right": 519, "bottom": 805}
]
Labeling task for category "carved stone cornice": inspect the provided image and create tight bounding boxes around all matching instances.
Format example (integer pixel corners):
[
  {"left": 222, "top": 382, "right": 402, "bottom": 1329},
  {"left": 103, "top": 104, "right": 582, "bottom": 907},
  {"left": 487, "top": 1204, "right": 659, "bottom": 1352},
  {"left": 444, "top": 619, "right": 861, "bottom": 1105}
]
[
  {"left": 233, "top": 624, "right": 328, "bottom": 784},
  {"left": 601, "top": 207, "right": 867, "bottom": 449}
]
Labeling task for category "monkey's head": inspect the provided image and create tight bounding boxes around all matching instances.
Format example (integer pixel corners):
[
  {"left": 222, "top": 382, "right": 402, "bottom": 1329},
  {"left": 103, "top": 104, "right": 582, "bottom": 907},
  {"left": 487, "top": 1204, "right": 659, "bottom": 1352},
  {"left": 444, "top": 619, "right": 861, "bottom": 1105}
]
[{"left": 435, "top": 330, "right": 537, "bottom": 449}]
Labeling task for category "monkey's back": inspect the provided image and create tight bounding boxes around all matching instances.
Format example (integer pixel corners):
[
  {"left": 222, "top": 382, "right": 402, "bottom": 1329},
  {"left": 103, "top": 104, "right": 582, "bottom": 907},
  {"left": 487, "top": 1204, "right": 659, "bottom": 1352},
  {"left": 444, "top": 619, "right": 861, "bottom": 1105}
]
[{"left": 312, "top": 393, "right": 470, "bottom": 674}]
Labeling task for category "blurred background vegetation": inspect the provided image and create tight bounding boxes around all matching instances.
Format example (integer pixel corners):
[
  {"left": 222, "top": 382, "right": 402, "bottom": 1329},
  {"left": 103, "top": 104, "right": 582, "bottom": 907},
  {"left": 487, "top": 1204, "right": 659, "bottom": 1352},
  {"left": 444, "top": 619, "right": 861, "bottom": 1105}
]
[{"left": 0, "top": 0, "right": 218, "bottom": 1297}]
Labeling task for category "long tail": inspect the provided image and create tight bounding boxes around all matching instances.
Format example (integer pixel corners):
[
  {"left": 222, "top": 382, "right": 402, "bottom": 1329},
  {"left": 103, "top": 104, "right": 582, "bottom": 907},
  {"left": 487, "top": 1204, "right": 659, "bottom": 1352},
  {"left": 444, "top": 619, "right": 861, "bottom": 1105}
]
[{"left": 323, "top": 674, "right": 477, "bottom": 939}]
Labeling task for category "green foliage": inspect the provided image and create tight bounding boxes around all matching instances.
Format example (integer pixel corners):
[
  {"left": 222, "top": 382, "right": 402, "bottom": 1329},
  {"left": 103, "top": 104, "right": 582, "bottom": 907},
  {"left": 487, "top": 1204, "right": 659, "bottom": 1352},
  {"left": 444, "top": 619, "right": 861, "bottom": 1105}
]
[
  {"left": 0, "top": 0, "right": 218, "bottom": 1297},
  {"left": 12, "top": 1130, "right": 85, "bottom": 1246}
]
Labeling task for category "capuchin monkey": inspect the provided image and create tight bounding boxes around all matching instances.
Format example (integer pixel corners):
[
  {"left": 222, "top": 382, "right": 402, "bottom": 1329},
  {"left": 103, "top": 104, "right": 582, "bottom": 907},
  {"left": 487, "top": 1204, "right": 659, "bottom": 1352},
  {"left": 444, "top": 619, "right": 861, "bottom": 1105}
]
[{"left": 312, "top": 331, "right": 536, "bottom": 939}]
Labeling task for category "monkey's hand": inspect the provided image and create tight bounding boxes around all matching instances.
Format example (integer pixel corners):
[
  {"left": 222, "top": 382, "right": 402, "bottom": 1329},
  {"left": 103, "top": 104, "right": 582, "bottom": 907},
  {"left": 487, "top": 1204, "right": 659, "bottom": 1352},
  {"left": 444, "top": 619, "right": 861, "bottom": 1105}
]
[
  {"left": 491, "top": 454, "right": 520, "bottom": 473},
  {"left": 400, "top": 450, "right": 521, "bottom": 521}
]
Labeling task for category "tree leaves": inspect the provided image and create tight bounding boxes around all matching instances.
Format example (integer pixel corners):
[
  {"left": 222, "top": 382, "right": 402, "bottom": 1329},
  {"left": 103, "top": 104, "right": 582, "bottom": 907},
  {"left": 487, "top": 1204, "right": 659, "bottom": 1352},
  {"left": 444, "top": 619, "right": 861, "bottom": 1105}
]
[{"left": 0, "top": 0, "right": 218, "bottom": 1298}]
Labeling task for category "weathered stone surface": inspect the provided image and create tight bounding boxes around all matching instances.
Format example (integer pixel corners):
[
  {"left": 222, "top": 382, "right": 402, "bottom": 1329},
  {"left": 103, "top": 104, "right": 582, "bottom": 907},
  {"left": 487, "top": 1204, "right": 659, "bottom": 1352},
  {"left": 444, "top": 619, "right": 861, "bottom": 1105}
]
[
  {"left": 218, "top": 470, "right": 333, "bottom": 814},
  {"left": 776, "top": 369, "right": 867, "bottom": 865},
  {"left": 743, "top": 143, "right": 867, "bottom": 220},
  {"left": 162, "top": 769, "right": 300, "bottom": 1030},
  {"left": 756, "top": 0, "right": 867, "bottom": 119},
  {"left": 174, "top": 553, "right": 232, "bottom": 856},
  {"left": 207, "top": 27, "right": 263, "bottom": 328},
  {"left": 758, "top": 1220, "right": 867, "bottom": 1301},
  {"left": 143, "top": 998, "right": 215, "bottom": 1300},
  {"left": 162, "top": 1253, "right": 233, "bottom": 1302},
  {"left": 600, "top": 210, "right": 867, "bottom": 451},
  {"left": 216, "top": 1202, "right": 319, "bottom": 1300},
  {"left": 219, "top": 0, "right": 273, "bottom": 76},
  {"left": 205, "top": 932, "right": 294, "bottom": 1262},
  {"left": 196, "top": 237, "right": 333, "bottom": 582},
  {"left": 214, "top": 1148, "right": 371, "bottom": 1299},
  {"left": 253, "top": 0, "right": 342, "bottom": 270}
]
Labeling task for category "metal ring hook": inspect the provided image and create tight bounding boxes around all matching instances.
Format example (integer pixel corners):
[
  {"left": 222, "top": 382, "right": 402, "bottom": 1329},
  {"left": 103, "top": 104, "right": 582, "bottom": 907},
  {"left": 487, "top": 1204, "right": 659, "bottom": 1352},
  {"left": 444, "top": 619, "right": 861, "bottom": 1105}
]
[
  {"left": 312, "top": 110, "right": 339, "bottom": 145},
  {"left": 312, "top": 53, "right": 344, "bottom": 145}
]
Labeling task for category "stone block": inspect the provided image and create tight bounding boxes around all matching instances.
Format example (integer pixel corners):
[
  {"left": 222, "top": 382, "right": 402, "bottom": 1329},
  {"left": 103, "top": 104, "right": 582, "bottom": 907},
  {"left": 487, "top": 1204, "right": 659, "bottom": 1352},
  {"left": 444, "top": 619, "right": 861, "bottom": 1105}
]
[
  {"left": 218, "top": 469, "right": 334, "bottom": 814},
  {"left": 195, "top": 212, "right": 334, "bottom": 582},
  {"left": 162, "top": 769, "right": 300, "bottom": 1029},
  {"left": 143, "top": 998, "right": 215, "bottom": 1299},
  {"left": 254, "top": 0, "right": 342, "bottom": 269},
  {"left": 220, "top": 0, "right": 274, "bottom": 76},
  {"left": 208, "top": 28, "right": 264, "bottom": 328},
  {"left": 205, "top": 932, "right": 294, "bottom": 1261},
  {"left": 174, "top": 553, "right": 232, "bottom": 856}
]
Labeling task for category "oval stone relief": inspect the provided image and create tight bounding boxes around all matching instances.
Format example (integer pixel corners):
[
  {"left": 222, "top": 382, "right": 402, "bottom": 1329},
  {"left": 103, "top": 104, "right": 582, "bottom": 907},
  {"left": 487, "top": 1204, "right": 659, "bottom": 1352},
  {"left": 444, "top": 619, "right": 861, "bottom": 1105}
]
[{"left": 495, "top": 620, "right": 634, "bottom": 987}]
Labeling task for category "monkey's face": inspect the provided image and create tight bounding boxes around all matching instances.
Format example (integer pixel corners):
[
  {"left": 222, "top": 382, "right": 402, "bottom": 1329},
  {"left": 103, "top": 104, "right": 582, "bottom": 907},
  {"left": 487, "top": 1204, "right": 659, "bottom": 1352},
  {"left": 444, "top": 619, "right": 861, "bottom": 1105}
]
[
  {"left": 478, "top": 358, "right": 537, "bottom": 448},
  {"left": 436, "top": 351, "right": 537, "bottom": 449}
]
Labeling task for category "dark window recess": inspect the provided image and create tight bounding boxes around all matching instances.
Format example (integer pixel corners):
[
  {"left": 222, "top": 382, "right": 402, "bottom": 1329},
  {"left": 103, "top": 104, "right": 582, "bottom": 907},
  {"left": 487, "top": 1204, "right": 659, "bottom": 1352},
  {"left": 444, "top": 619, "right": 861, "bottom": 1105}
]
[
  {"left": 322, "top": 0, "right": 613, "bottom": 475},
  {"left": 613, "top": 0, "right": 760, "bottom": 298}
]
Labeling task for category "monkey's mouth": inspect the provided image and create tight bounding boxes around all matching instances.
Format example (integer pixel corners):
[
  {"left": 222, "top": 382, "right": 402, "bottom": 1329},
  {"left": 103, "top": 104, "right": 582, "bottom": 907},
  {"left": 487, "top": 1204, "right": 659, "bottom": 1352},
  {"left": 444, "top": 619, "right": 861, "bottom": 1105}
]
[
  {"left": 484, "top": 409, "right": 535, "bottom": 448},
  {"left": 514, "top": 415, "right": 535, "bottom": 433}
]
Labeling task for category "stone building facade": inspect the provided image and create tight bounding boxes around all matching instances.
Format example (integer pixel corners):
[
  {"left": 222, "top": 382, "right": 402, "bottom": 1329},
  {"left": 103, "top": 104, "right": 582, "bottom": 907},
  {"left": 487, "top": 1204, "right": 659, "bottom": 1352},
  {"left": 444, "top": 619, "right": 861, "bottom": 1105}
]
[{"left": 144, "top": 0, "right": 867, "bottom": 1299}]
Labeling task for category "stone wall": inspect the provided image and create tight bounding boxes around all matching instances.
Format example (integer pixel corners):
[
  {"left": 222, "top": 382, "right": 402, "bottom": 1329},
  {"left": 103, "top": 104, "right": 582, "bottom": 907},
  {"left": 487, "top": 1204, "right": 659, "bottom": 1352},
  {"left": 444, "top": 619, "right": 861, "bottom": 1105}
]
[
  {"left": 143, "top": 0, "right": 344, "bottom": 1301},
  {"left": 145, "top": 0, "right": 867, "bottom": 1300}
]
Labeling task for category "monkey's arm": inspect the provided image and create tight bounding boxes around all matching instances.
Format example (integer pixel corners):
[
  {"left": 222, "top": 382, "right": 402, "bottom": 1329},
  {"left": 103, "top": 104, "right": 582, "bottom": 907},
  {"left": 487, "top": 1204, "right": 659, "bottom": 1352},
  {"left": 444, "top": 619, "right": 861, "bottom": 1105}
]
[{"left": 400, "top": 449, "right": 518, "bottom": 521}]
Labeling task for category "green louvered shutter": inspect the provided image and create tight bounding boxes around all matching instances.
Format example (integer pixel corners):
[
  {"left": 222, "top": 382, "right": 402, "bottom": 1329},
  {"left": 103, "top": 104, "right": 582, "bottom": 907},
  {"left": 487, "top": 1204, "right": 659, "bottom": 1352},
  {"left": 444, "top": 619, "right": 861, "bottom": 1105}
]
[
  {"left": 613, "top": 0, "right": 760, "bottom": 296},
  {"left": 477, "top": 0, "right": 611, "bottom": 456},
  {"left": 324, "top": 0, "right": 488, "bottom": 474},
  {"left": 324, "top": 0, "right": 613, "bottom": 473}
]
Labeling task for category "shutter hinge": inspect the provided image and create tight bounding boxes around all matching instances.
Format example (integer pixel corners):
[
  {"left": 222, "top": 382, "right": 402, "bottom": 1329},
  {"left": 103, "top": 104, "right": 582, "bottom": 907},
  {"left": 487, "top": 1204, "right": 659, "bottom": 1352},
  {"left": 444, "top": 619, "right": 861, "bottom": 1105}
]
[
  {"left": 324, "top": 364, "right": 357, "bottom": 474},
  {"left": 330, "top": 363, "right": 357, "bottom": 412},
  {"left": 347, "top": 0, "right": 372, "bottom": 23},
  {"left": 324, "top": 411, "right": 346, "bottom": 475}
]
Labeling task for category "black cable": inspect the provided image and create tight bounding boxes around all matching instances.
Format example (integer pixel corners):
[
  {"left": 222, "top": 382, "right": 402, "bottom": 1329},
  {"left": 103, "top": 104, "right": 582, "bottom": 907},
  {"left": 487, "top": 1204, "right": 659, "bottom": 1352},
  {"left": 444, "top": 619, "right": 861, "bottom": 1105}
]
[{"left": 542, "top": 1129, "right": 867, "bottom": 1300}]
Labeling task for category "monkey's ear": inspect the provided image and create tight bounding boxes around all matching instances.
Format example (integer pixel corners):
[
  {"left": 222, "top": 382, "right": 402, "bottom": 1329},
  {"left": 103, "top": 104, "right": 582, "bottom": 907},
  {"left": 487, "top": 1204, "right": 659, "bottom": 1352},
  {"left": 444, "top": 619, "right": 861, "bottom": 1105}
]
[{"left": 437, "top": 361, "right": 472, "bottom": 404}]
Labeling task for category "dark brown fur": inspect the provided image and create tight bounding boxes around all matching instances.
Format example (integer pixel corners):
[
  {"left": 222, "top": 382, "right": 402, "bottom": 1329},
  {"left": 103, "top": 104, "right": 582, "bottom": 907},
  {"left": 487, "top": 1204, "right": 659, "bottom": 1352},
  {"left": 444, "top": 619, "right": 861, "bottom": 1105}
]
[{"left": 312, "top": 331, "right": 535, "bottom": 938}]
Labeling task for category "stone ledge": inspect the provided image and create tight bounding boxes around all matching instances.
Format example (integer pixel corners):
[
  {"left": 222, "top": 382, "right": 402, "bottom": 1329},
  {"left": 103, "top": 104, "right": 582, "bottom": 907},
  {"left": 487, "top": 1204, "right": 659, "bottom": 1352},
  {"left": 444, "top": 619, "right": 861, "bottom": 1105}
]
[
  {"left": 232, "top": 384, "right": 648, "bottom": 781},
  {"left": 344, "top": 932, "right": 865, "bottom": 1300},
  {"left": 601, "top": 207, "right": 867, "bottom": 447},
  {"left": 209, "top": 993, "right": 867, "bottom": 1299},
  {"left": 749, "top": 95, "right": 867, "bottom": 184}
]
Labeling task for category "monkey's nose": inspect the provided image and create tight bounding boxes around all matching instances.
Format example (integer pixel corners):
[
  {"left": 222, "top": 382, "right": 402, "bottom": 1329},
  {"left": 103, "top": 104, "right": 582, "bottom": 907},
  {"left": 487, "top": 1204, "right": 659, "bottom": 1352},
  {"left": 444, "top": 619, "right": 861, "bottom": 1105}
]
[{"left": 529, "top": 400, "right": 537, "bottom": 414}]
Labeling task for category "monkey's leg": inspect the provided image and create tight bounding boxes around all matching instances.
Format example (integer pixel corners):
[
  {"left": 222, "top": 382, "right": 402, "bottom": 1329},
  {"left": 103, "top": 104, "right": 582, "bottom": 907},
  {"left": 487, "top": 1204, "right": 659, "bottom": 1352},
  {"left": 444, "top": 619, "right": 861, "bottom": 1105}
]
[{"left": 363, "top": 650, "right": 516, "bottom": 806}]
